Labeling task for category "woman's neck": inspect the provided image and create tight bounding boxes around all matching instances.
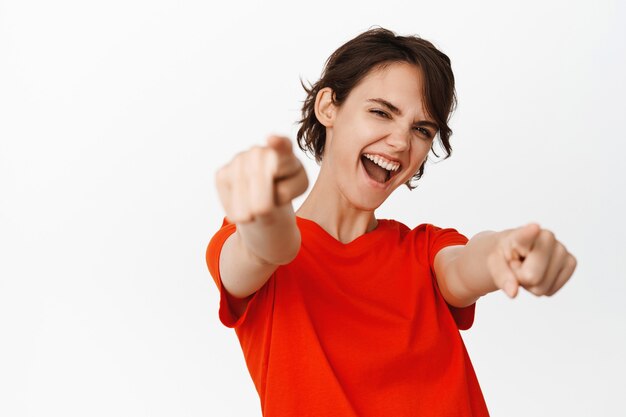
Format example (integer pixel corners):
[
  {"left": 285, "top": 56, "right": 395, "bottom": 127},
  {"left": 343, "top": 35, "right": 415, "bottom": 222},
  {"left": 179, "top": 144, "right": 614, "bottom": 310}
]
[{"left": 296, "top": 168, "right": 377, "bottom": 244}]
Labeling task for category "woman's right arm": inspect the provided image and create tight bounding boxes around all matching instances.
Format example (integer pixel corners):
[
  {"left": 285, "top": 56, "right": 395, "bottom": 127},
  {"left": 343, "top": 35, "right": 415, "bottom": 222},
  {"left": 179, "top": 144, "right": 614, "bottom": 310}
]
[{"left": 215, "top": 136, "right": 309, "bottom": 300}]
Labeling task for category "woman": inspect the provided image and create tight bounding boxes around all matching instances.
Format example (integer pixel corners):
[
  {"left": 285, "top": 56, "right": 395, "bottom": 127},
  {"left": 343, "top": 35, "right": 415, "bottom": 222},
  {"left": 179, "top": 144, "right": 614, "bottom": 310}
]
[{"left": 207, "top": 28, "right": 576, "bottom": 416}]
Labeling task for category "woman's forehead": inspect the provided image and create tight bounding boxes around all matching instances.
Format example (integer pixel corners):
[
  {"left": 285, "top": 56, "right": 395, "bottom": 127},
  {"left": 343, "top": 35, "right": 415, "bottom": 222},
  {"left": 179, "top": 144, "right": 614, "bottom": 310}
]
[
  {"left": 349, "top": 63, "right": 432, "bottom": 119},
  {"left": 353, "top": 63, "right": 424, "bottom": 97}
]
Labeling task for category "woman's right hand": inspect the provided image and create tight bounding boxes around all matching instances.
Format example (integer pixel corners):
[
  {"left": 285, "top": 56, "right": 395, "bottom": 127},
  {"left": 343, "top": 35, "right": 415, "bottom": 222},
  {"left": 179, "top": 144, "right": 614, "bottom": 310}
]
[{"left": 215, "top": 136, "right": 309, "bottom": 224}]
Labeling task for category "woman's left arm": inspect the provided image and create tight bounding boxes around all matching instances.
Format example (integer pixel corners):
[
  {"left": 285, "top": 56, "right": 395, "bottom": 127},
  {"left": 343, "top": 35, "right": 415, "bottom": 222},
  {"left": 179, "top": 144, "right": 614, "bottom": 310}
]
[{"left": 434, "top": 224, "right": 578, "bottom": 308}]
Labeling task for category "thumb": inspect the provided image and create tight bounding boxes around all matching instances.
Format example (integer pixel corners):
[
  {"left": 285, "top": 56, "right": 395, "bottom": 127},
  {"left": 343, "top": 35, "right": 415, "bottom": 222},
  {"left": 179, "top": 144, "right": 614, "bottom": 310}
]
[
  {"left": 507, "top": 223, "right": 541, "bottom": 261},
  {"left": 266, "top": 135, "right": 293, "bottom": 155}
]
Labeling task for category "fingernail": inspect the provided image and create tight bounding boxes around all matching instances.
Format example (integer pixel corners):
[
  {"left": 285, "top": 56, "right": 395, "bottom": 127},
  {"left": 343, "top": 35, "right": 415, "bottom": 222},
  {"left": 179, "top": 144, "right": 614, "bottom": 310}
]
[{"left": 504, "top": 280, "right": 517, "bottom": 298}]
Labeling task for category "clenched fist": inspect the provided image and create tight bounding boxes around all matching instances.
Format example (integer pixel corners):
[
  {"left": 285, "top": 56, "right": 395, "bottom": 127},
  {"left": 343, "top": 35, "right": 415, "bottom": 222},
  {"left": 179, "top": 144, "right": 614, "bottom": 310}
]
[
  {"left": 215, "top": 136, "right": 309, "bottom": 223},
  {"left": 488, "top": 224, "right": 577, "bottom": 298}
]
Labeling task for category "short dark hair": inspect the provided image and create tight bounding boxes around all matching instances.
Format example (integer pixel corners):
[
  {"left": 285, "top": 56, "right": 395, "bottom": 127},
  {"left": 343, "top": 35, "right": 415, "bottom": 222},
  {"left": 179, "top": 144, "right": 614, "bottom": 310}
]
[{"left": 297, "top": 27, "right": 457, "bottom": 188}]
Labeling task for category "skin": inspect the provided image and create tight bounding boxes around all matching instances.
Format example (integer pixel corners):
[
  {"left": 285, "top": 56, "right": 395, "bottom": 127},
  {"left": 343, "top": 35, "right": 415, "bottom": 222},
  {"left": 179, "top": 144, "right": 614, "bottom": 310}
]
[
  {"left": 215, "top": 62, "right": 577, "bottom": 315},
  {"left": 296, "top": 63, "right": 435, "bottom": 242}
]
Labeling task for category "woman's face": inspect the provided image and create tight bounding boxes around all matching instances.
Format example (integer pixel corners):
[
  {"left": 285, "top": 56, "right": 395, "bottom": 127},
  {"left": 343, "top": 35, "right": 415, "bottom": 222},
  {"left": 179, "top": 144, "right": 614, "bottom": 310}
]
[{"left": 320, "top": 62, "right": 438, "bottom": 211}]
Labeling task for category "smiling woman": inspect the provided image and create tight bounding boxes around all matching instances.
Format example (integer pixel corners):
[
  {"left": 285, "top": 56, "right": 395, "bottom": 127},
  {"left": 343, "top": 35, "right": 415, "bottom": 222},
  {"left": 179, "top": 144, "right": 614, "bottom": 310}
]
[
  {"left": 207, "top": 27, "right": 576, "bottom": 417},
  {"left": 303, "top": 62, "right": 436, "bottom": 211},
  {"left": 297, "top": 28, "right": 456, "bottom": 189}
]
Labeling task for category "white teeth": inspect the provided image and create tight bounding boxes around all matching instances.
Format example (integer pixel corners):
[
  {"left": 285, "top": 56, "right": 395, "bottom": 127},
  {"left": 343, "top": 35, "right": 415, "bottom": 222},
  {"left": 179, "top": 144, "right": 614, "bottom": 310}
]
[{"left": 363, "top": 153, "right": 400, "bottom": 172}]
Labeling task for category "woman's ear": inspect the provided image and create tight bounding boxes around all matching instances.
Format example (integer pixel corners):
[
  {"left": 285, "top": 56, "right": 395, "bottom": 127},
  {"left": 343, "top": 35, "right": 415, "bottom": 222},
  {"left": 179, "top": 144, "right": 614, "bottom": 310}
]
[{"left": 314, "top": 87, "right": 336, "bottom": 127}]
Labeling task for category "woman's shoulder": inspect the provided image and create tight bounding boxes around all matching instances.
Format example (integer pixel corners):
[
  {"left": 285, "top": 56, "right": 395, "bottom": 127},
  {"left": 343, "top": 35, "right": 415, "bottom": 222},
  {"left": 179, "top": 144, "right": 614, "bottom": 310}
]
[
  {"left": 378, "top": 219, "right": 467, "bottom": 247},
  {"left": 377, "top": 218, "right": 439, "bottom": 235}
]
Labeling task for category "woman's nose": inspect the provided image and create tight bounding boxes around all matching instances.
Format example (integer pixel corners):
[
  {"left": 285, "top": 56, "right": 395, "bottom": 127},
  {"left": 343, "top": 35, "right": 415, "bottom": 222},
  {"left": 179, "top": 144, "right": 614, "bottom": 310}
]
[{"left": 384, "top": 127, "right": 411, "bottom": 151}]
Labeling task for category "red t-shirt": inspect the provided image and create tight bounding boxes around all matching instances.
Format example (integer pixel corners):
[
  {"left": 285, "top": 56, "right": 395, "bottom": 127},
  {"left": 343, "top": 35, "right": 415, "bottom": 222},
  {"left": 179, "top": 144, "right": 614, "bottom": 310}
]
[{"left": 207, "top": 217, "right": 489, "bottom": 417}]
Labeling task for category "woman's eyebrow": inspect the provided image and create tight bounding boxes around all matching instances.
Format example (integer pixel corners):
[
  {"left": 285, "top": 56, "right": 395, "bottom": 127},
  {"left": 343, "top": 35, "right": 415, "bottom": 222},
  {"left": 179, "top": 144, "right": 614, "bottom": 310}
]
[
  {"left": 367, "top": 97, "right": 439, "bottom": 130},
  {"left": 414, "top": 120, "right": 440, "bottom": 132},
  {"left": 367, "top": 98, "right": 402, "bottom": 115}
]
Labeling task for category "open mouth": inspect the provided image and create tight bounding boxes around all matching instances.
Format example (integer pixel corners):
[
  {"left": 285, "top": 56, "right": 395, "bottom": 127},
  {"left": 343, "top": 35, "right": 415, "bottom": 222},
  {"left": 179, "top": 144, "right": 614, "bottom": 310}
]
[{"left": 360, "top": 153, "right": 401, "bottom": 184}]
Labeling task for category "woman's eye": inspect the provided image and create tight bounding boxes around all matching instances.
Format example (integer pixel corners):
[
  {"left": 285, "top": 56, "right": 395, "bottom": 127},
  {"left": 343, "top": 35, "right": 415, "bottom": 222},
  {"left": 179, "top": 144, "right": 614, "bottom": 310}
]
[
  {"left": 370, "top": 109, "right": 389, "bottom": 118},
  {"left": 414, "top": 127, "right": 432, "bottom": 138}
]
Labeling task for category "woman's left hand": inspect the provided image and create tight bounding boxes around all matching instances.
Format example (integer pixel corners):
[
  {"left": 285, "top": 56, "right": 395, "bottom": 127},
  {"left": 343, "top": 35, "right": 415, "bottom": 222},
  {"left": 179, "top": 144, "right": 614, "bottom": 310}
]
[{"left": 488, "top": 224, "right": 578, "bottom": 298}]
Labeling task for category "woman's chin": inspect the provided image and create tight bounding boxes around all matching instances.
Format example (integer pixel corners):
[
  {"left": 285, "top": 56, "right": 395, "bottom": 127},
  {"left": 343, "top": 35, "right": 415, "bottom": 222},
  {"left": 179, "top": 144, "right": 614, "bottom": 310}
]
[{"left": 349, "top": 193, "right": 388, "bottom": 212}]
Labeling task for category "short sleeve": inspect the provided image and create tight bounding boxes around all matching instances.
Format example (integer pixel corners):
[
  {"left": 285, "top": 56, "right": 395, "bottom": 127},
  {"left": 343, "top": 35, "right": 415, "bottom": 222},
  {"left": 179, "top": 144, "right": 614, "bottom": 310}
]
[
  {"left": 426, "top": 225, "right": 476, "bottom": 331},
  {"left": 206, "top": 218, "right": 258, "bottom": 328}
]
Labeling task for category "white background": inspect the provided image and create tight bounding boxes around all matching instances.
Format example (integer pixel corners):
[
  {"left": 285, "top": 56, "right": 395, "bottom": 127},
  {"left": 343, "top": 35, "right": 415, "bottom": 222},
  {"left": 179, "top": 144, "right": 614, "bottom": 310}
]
[{"left": 1, "top": 0, "right": 625, "bottom": 416}]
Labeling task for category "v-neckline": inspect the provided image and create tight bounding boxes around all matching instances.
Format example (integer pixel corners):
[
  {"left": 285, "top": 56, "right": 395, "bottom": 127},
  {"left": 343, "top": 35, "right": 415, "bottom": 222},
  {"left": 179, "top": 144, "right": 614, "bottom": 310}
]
[{"left": 296, "top": 216, "right": 392, "bottom": 254}]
